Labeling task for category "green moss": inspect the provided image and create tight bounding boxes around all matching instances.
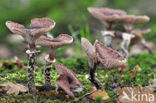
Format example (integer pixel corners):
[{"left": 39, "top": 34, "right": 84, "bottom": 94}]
[{"left": 0, "top": 53, "right": 156, "bottom": 103}]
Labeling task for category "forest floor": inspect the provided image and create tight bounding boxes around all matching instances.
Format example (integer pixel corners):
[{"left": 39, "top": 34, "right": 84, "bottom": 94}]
[{"left": 0, "top": 53, "right": 156, "bottom": 103}]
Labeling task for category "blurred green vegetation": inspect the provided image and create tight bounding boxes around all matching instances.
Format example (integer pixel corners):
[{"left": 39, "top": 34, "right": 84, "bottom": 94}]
[
  {"left": 0, "top": 0, "right": 96, "bottom": 36},
  {"left": 0, "top": 0, "right": 155, "bottom": 41}
]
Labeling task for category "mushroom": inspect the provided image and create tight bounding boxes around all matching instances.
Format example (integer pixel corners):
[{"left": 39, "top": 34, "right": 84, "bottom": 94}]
[
  {"left": 120, "top": 15, "right": 150, "bottom": 58},
  {"left": 81, "top": 38, "right": 127, "bottom": 90},
  {"left": 122, "top": 15, "right": 150, "bottom": 32},
  {"left": 36, "top": 34, "right": 73, "bottom": 86},
  {"left": 88, "top": 7, "right": 127, "bottom": 48},
  {"left": 120, "top": 32, "right": 135, "bottom": 58},
  {"left": 5, "top": 17, "right": 55, "bottom": 94},
  {"left": 131, "top": 29, "right": 151, "bottom": 45},
  {"left": 55, "top": 63, "right": 83, "bottom": 98},
  {"left": 131, "top": 29, "right": 153, "bottom": 54}
]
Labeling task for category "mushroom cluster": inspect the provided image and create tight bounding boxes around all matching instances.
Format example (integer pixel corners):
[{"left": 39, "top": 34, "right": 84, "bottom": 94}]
[
  {"left": 88, "top": 7, "right": 152, "bottom": 58},
  {"left": 88, "top": 7, "right": 126, "bottom": 48},
  {"left": 5, "top": 17, "right": 75, "bottom": 95},
  {"left": 36, "top": 34, "right": 73, "bottom": 86},
  {"left": 4, "top": 7, "right": 153, "bottom": 100},
  {"left": 6, "top": 18, "right": 55, "bottom": 94}
]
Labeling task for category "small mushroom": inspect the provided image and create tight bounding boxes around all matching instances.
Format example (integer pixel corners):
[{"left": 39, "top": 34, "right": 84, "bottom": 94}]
[
  {"left": 55, "top": 63, "right": 83, "bottom": 98},
  {"left": 120, "top": 15, "right": 150, "bottom": 58},
  {"left": 81, "top": 38, "right": 127, "bottom": 90},
  {"left": 131, "top": 29, "right": 153, "bottom": 54},
  {"left": 131, "top": 29, "right": 151, "bottom": 45},
  {"left": 88, "top": 7, "right": 126, "bottom": 48},
  {"left": 36, "top": 34, "right": 73, "bottom": 86},
  {"left": 6, "top": 17, "right": 55, "bottom": 94}
]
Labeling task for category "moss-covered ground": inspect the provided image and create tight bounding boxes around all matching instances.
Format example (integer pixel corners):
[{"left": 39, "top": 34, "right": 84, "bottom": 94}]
[{"left": 0, "top": 53, "right": 156, "bottom": 103}]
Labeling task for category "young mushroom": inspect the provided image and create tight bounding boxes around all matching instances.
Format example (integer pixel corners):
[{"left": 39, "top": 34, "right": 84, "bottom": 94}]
[
  {"left": 55, "top": 63, "right": 83, "bottom": 98},
  {"left": 81, "top": 38, "right": 127, "bottom": 90},
  {"left": 120, "top": 15, "right": 150, "bottom": 58},
  {"left": 5, "top": 17, "right": 55, "bottom": 94},
  {"left": 88, "top": 7, "right": 127, "bottom": 48},
  {"left": 36, "top": 34, "right": 73, "bottom": 87}
]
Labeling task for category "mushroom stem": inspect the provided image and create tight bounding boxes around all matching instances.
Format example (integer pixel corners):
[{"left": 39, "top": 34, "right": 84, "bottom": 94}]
[
  {"left": 123, "top": 23, "right": 133, "bottom": 33},
  {"left": 44, "top": 48, "right": 56, "bottom": 85},
  {"left": 141, "top": 39, "right": 154, "bottom": 55},
  {"left": 121, "top": 33, "right": 135, "bottom": 58},
  {"left": 89, "top": 63, "right": 103, "bottom": 90},
  {"left": 101, "top": 31, "right": 114, "bottom": 48},
  {"left": 106, "top": 22, "right": 112, "bottom": 30},
  {"left": 26, "top": 43, "right": 38, "bottom": 94}
]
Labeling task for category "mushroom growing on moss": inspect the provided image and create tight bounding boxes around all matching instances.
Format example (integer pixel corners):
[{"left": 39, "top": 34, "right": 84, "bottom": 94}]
[
  {"left": 120, "top": 15, "right": 150, "bottom": 58},
  {"left": 6, "top": 17, "right": 55, "bottom": 94},
  {"left": 36, "top": 34, "right": 73, "bottom": 87},
  {"left": 88, "top": 7, "right": 127, "bottom": 48},
  {"left": 81, "top": 38, "right": 127, "bottom": 90},
  {"left": 55, "top": 63, "right": 83, "bottom": 98}
]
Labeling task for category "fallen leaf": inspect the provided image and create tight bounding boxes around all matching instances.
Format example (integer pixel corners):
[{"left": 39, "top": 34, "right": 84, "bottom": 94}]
[
  {"left": 133, "top": 65, "right": 142, "bottom": 71},
  {"left": 12, "top": 56, "right": 25, "bottom": 69},
  {"left": 90, "top": 89, "right": 109, "bottom": 100},
  {"left": 0, "top": 82, "right": 28, "bottom": 95},
  {"left": 1, "top": 57, "right": 25, "bottom": 69},
  {"left": 128, "top": 70, "right": 136, "bottom": 78},
  {"left": 118, "top": 65, "right": 128, "bottom": 72},
  {"left": 118, "top": 86, "right": 156, "bottom": 103},
  {"left": 128, "top": 65, "right": 142, "bottom": 78}
]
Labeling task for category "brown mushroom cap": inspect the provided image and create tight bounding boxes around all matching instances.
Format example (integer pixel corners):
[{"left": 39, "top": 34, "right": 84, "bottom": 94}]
[
  {"left": 130, "top": 29, "right": 151, "bottom": 45},
  {"left": 6, "top": 17, "right": 55, "bottom": 43},
  {"left": 81, "top": 38, "right": 97, "bottom": 68},
  {"left": 5, "top": 21, "right": 27, "bottom": 40},
  {"left": 36, "top": 34, "right": 73, "bottom": 48},
  {"left": 56, "top": 75, "right": 75, "bottom": 98},
  {"left": 94, "top": 40, "right": 127, "bottom": 69},
  {"left": 55, "top": 63, "right": 81, "bottom": 98},
  {"left": 29, "top": 18, "right": 55, "bottom": 40},
  {"left": 131, "top": 29, "right": 151, "bottom": 36},
  {"left": 88, "top": 7, "right": 127, "bottom": 23},
  {"left": 122, "top": 15, "right": 150, "bottom": 24}
]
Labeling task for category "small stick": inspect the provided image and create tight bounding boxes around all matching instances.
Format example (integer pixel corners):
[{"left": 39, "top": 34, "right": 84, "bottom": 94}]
[{"left": 72, "top": 89, "right": 96, "bottom": 102}]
